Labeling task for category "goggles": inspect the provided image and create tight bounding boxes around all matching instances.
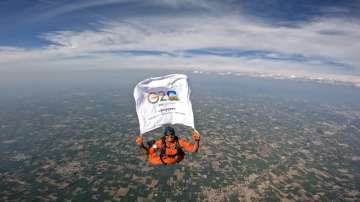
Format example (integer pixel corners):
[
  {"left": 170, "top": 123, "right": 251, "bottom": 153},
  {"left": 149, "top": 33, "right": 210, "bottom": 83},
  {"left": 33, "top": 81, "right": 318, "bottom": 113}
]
[{"left": 165, "top": 132, "right": 175, "bottom": 137}]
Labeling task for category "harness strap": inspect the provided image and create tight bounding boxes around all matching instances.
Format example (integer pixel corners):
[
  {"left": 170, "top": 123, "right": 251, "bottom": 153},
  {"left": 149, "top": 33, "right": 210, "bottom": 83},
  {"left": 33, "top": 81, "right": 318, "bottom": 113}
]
[
  {"left": 159, "top": 153, "right": 167, "bottom": 165},
  {"left": 159, "top": 135, "right": 184, "bottom": 165}
]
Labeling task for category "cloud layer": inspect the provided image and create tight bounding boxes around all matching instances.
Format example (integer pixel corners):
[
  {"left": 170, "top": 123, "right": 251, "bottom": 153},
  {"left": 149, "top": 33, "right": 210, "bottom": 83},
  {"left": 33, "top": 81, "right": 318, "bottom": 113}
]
[{"left": 0, "top": 0, "right": 359, "bottom": 83}]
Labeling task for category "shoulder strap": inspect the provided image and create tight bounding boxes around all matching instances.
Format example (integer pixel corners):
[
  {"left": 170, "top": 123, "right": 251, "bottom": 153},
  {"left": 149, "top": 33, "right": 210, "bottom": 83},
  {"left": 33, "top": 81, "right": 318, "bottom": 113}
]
[
  {"left": 175, "top": 137, "right": 185, "bottom": 156},
  {"left": 159, "top": 136, "right": 167, "bottom": 165}
]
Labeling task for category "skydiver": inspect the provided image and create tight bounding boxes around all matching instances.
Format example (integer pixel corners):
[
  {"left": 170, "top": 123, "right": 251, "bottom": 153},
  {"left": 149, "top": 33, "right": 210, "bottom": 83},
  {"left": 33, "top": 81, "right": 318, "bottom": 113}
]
[{"left": 135, "top": 126, "right": 201, "bottom": 165}]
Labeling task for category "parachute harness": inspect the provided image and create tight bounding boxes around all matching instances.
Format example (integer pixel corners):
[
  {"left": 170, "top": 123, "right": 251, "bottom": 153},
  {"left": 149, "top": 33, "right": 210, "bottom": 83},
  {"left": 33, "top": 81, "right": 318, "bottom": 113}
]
[{"left": 159, "top": 135, "right": 185, "bottom": 165}]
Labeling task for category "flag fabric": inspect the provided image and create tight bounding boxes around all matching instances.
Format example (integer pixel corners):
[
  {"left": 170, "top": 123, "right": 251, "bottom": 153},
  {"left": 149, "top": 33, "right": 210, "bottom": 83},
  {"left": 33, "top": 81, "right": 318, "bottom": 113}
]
[{"left": 133, "top": 74, "right": 195, "bottom": 134}]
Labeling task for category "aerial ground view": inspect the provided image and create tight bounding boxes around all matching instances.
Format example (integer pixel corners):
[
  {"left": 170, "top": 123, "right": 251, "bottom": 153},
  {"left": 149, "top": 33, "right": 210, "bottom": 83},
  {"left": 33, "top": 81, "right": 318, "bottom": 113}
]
[{"left": 1, "top": 0, "right": 360, "bottom": 202}]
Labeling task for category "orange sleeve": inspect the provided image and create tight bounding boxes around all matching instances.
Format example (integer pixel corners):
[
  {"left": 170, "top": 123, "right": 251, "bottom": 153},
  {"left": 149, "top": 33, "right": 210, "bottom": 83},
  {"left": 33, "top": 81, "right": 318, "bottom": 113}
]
[
  {"left": 179, "top": 139, "right": 195, "bottom": 152},
  {"left": 155, "top": 140, "right": 162, "bottom": 150},
  {"left": 148, "top": 147, "right": 163, "bottom": 165}
]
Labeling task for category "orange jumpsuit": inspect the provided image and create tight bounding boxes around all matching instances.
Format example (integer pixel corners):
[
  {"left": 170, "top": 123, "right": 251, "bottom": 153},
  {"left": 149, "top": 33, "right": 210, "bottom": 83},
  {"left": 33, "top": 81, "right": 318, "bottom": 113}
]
[{"left": 148, "top": 139, "right": 197, "bottom": 165}]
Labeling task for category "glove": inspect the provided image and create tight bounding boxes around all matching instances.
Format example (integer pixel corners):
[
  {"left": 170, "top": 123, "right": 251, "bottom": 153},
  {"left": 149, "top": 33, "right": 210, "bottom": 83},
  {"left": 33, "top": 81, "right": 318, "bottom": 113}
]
[
  {"left": 135, "top": 136, "right": 143, "bottom": 145},
  {"left": 192, "top": 130, "right": 201, "bottom": 141}
]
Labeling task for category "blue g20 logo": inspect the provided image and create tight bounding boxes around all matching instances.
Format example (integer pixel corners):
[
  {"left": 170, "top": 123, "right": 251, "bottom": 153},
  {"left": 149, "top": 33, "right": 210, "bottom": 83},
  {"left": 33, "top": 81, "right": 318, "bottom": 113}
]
[{"left": 148, "top": 90, "right": 179, "bottom": 104}]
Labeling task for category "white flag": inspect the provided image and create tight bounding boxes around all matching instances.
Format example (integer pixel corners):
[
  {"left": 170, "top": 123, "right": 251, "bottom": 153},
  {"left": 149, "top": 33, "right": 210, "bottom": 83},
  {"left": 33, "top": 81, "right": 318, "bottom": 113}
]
[{"left": 134, "top": 74, "right": 195, "bottom": 134}]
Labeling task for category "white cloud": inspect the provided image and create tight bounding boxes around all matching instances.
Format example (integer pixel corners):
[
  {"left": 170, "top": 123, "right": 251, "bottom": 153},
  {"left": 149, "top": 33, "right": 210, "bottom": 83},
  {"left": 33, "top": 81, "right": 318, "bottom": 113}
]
[
  {"left": 1, "top": 14, "right": 360, "bottom": 83},
  {"left": 28, "top": 0, "right": 128, "bottom": 22},
  {"left": 28, "top": 0, "right": 221, "bottom": 24}
]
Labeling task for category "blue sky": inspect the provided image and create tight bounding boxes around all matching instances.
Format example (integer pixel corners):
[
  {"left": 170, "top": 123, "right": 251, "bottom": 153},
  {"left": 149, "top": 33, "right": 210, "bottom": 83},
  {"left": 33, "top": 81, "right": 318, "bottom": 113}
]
[{"left": 1, "top": 0, "right": 360, "bottom": 82}]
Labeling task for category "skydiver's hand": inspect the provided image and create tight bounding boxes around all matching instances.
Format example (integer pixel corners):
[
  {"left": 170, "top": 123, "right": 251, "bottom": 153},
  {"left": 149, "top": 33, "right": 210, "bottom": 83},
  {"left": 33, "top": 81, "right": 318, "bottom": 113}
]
[
  {"left": 192, "top": 130, "right": 201, "bottom": 141},
  {"left": 135, "top": 136, "right": 143, "bottom": 145}
]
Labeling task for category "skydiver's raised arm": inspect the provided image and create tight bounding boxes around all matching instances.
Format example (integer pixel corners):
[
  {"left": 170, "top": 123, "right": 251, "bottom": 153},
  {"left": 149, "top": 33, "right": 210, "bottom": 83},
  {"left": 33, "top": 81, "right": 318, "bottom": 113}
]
[
  {"left": 179, "top": 130, "right": 201, "bottom": 153},
  {"left": 135, "top": 136, "right": 149, "bottom": 153},
  {"left": 191, "top": 130, "right": 201, "bottom": 152}
]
